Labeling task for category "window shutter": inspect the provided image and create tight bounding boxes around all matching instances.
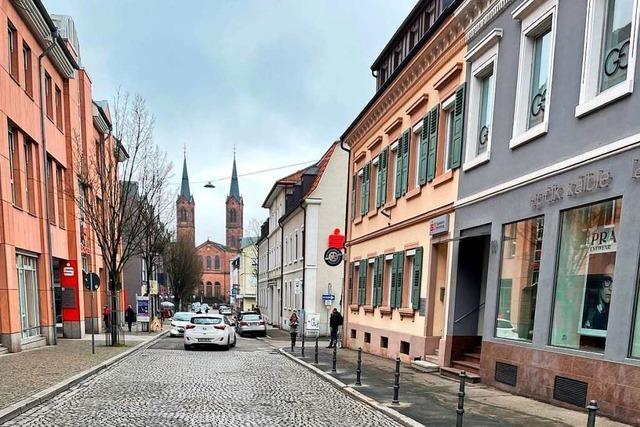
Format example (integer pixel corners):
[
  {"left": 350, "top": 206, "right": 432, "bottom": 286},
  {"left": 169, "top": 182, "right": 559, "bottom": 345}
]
[
  {"left": 380, "top": 149, "right": 388, "bottom": 206},
  {"left": 376, "top": 255, "right": 384, "bottom": 306},
  {"left": 358, "top": 260, "right": 366, "bottom": 305},
  {"left": 395, "top": 252, "right": 404, "bottom": 308},
  {"left": 411, "top": 247, "right": 423, "bottom": 310},
  {"left": 419, "top": 115, "right": 429, "bottom": 185},
  {"left": 364, "top": 163, "right": 371, "bottom": 214},
  {"left": 390, "top": 255, "right": 397, "bottom": 307},
  {"left": 427, "top": 106, "right": 439, "bottom": 182},
  {"left": 375, "top": 158, "right": 382, "bottom": 208},
  {"left": 401, "top": 131, "right": 410, "bottom": 195},
  {"left": 372, "top": 257, "right": 379, "bottom": 307},
  {"left": 451, "top": 84, "right": 466, "bottom": 169},
  {"left": 394, "top": 142, "right": 403, "bottom": 198},
  {"left": 359, "top": 169, "right": 366, "bottom": 216},
  {"left": 348, "top": 262, "right": 354, "bottom": 304},
  {"left": 351, "top": 174, "right": 357, "bottom": 220}
]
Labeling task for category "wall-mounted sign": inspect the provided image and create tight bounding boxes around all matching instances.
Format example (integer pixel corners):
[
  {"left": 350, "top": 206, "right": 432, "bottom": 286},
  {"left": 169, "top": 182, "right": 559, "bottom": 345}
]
[
  {"left": 530, "top": 170, "right": 612, "bottom": 210},
  {"left": 63, "top": 263, "right": 75, "bottom": 277},
  {"left": 306, "top": 314, "right": 320, "bottom": 331},
  {"left": 430, "top": 214, "right": 449, "bottom": 235},
  {"left": 324, "top": 248, "right": 343, "bottom": 266}
]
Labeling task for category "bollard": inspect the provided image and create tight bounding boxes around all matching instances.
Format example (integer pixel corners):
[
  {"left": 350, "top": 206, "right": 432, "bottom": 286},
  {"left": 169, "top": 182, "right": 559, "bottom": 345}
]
[
  {"left": 331, "top": 342, "right": 337, "bottom": 373},
  {"left": 301, "top": 332, "right": 305, "bottom": 357},
  {"left": 392, "top": 357, "right": 401, "bottom": 404},
  {"left": 456, "top": 371, "right": 467, "bottom": 427},
  {"left": 586, "top": 400, "right": 598, "bottom": 427},
  {"left": 314, "top": 335, "right": 319, "bottom": 364},
  {"left": 355, "top": 347, "right": 363, "bottom": 386}
]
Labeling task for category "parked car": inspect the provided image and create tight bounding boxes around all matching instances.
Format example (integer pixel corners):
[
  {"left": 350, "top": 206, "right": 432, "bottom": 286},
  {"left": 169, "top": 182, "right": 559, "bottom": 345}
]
[
  {"left": 200, "top": 303, "right": 210, "bottom": 312},
  {"left": 219, "top": 305, "right": 233, "bottom": 315},
  {"left": 236, "top": 314, "right": 266, "bottom": 337},
  {"left": 184, "top": 314, "right": 236, "bottom": 350},
  {"left": 169, "top": 312, "right": 193, "bottom": 337},
  {"left": 495, "top": 318, "right": 519, "bottom": 340},
  {"left": 191, "top": 302, "right": 201, "bottom": 312}
]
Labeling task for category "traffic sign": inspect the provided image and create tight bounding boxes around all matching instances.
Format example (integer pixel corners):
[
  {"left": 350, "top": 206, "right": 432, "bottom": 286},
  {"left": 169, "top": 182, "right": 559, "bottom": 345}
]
[
  {"left": 324, "top": 248, "right": 343, "bottom": 267},
  {"left": 322, "top": 294, "right": 335, "bottom": 301},
  {"left": 83, "top": 272, "right": 100, "bottom": 291}
]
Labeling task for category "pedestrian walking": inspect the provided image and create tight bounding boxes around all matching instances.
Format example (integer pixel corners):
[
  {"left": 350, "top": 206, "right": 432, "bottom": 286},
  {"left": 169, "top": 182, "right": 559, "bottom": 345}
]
[
  {"left": 327, "top": 308, "right": 343, "bottom": 348},
  {"left": 103, "top": 305, "right": 111, "bottom": 330},
  {"left": 254, "top": 306, "right": 261, "bottom": 315},
  {"left": 289, "top": 311, "right": 299, "bottom": 352},
  {"left": 125, "top": 305, "right": 135, "bottom": 332}
]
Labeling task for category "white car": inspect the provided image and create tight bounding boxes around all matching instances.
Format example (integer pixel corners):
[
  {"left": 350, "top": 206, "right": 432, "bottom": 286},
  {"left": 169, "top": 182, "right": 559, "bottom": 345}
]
[
  {"left": 495, "top": 318, "right": 519, "bottom": 340},
  {"left": 169, "top": 312, "right": 193, "bottom": 337},
  {"left": 219, "top": 305, "right": 233, "bottom": 315},
  {"left": 184, "top": 314, "right": 236, "bottom": 350}
]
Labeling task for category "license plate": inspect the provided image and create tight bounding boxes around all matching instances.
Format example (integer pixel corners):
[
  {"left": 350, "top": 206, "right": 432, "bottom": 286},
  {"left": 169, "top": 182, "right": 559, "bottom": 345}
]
[{"left": 198, "top": 338, "right": 212, "bottom": 343}]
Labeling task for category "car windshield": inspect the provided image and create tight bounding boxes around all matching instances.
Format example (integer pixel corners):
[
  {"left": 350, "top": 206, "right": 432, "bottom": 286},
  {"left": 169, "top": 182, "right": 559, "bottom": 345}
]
[
  {"left": 191, "top": 317, "right": 222, "bottom": 325},
  {"left": 243, "top": 315, "right": 260, "bottom": 321},
  {"left": 174, "top": 313, "right": 191, "bottom": 321}
]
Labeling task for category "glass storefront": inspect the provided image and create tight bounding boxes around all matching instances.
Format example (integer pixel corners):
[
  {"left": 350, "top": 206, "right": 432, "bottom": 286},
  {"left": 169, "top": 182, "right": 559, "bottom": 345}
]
[
  {"left": 551, "top": 198, "right": 621, "bottom": 352},
  {"left": 495, "top": 217, "right": 544, "bottom": 341},
  {"left": 17, "top": 254, "right": 40, "bottom": 339}
]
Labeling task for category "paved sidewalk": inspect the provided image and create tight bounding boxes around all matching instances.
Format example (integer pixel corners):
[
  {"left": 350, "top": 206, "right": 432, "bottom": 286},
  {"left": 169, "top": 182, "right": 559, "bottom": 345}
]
[
  {"left": 0, "top": 326, "right": 166, "bottom": 411},
  {"left": 266, "top": 336, "right": 629, "bottom": 427}
]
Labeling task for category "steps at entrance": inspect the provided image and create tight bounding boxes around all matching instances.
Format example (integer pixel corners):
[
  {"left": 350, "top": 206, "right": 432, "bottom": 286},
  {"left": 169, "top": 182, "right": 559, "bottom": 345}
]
[
  {"left": 440, "top": 366, "right": 481, "bottom": 383},
  {"left": 0, "top": 346, "right": 7, "bottom": 355},
  {"left": 451, "top": 359, "right": 480, "bottom": 373},
  {"left": 411, "top": 360, "right": 439, "bottom": 373}
]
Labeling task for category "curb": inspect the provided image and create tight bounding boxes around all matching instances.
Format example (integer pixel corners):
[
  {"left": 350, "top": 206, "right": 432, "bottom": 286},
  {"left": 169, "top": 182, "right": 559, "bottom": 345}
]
[
  {"left": 278, "top": 348, "right": 424, "bottom": 427},
  {"left": 0, "top": 330, "right": 169, "bottom": 424}
]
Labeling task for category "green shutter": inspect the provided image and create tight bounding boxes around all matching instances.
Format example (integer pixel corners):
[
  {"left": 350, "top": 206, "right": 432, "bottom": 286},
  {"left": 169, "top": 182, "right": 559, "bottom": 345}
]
[
  {"left": 394, "top": 141, "right": 403, "bottom": 198},
  {"left": 348, "top": 262, "right": 354, "bottom": 304},
  {"left": 390, "top": 255, "right": 397, "bottom": 307},
  {"left": 375, "top": 157, "right": 382, "bottom": 208},
  {"left": 359, "top": 169, "right": 366, "bottom": 215},
  {"left": 411, "top": 247, "right": 423, "bottom": 310},
  {"left": 418, "top": 115, "right": 429, "bottom": 185},
  {"left": 364, "top": 163, "right": 371, "bottom": 214},
  {"left": 426, "top": 106, "right": 439, "bottom": 182},
  {"left": 358, "top": 260, "right": 367, "bottom": 305},
  {"left": 401, "top": 131, "right": 410, "bottom": 195},
  {"left": 379, "top": 149, "right": 388, "bottom": 206},
  {"left": 372, "top": 257, "right": 379, "bottom": 307},
  {"left": 451, "top": 84, "right": 466, "bottom": 169},
  {"left": 351, "top": 174, "right": 356, "bottom": 220},
  {"left": 395, "top": 252, "right": 404, "bottom": 308},
  {"left": 376, "top": 255, "right": 384, "bottom": 306}
]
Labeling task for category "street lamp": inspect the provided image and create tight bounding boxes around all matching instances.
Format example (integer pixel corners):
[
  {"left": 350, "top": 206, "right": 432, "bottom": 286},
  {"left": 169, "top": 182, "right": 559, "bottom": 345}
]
[{"left": 204, "top": 181, "right": 215, "bottom": 189}]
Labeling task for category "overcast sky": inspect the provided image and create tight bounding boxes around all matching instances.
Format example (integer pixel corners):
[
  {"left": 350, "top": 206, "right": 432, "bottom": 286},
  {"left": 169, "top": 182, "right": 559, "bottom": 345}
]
[{"left": 45, "top": 0, "right": 416, "bottom": 244}]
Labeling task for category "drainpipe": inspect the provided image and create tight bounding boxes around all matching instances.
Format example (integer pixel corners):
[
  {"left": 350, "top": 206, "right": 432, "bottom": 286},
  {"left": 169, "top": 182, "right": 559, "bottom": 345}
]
[
  {"left": 301, "top": 204, "right": 306, "bottom": 334},
  {"left": 338, "top": 139, "right": 351, "bottom": 343},
  {"left": 39, "top": 30, "right": 60, "bottom": 346},
  {"left": 279, "top": 221, "right": 284, "bottom": 329}
]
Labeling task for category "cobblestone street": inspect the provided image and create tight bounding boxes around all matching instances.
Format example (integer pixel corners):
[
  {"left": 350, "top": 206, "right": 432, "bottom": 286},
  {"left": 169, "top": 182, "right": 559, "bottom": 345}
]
[{"left": 5, "top": 336, "right": 401, "bottom": 426}]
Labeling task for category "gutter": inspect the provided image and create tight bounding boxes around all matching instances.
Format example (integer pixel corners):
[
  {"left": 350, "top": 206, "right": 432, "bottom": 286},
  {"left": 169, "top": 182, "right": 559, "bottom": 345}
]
[
  {"left": 301, "top": 203, "right": 307, "bottom": 333},
  {"left": 338, "top": 139, "right": 351, "bottom": 340}
]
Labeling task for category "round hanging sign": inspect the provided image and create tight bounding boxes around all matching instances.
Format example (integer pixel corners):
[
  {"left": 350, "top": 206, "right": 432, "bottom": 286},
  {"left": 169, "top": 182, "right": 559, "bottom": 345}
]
[{"left": 324, "top": 248, "right": 343, "bottom": 267}]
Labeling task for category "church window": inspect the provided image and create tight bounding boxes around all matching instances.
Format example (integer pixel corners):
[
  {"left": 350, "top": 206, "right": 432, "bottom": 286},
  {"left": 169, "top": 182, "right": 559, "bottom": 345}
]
[
  {"left": 206, "top": 282, "right": 212, "bottom": 297},
  {"left": 215, "top": 282, "right": 222, "bottom": 300},
  {"left": 206, "top": 256, "right": 212, "bottom": 269},
  {"left": 215, "top": 255, "right": 221, "bottom": 270},
  {"left": 229, "top": 208, "right": 237, "bottom": 223}
]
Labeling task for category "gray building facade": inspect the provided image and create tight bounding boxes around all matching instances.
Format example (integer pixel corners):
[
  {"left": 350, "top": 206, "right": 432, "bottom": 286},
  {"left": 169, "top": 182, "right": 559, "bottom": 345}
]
[{"left": 447, "top": 0, "right": 640, "bottom": 423}]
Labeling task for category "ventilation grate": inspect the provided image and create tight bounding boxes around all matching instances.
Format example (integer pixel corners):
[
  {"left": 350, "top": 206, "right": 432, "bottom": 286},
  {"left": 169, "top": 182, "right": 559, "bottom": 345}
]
[
  {"left": 495, "top": 362, "right": 518, "bottom": 386},
  {"left": 553, "top": 376, "right": 588, "bottom": 407}
]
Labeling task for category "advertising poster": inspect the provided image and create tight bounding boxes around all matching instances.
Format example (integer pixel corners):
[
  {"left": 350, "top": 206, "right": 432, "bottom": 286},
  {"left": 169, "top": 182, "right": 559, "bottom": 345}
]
[{"left": 136, "top": 296, "right": 150, "bottom": 322}]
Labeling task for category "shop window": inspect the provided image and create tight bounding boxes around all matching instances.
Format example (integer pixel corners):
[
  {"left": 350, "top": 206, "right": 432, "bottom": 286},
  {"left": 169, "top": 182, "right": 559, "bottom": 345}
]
[
  {"left": 400, "top": 341, "right": 410, "bottom": 354},
  {"left": 577, "top": 0, "right": 638, "bottom": 117},
  {"left": 495, "top": 217, "right": 544, "bottom": 342},
  {"left": 17, "top": 253, "right": 40, "bottom": 338},
  {"left": 551, "top": 198, "right": 622, "bottom": 353},
  {"left": 364, "top": 332, "right": 371, "bottom": 343},
  {"left": 511, "top": 0, "right": 558, "bottom": 148},
  {"left": 380, "top": 336, "right": 389, "bottom": 348}
]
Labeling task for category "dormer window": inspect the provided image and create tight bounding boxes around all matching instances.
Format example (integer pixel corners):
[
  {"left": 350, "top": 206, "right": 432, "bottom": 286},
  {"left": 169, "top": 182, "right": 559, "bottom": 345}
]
[
  {"left": 393, "top": 46, "right": 403, "bottom": 69},
  {"left": 409, "top": 25, "right": 419, "bottom": 50}
]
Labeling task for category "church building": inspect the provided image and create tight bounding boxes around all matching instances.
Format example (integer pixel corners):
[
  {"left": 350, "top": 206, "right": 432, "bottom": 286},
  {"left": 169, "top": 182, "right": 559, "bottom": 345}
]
[{"left": 176, "top": 154, "right": 243, "bottom": 304}]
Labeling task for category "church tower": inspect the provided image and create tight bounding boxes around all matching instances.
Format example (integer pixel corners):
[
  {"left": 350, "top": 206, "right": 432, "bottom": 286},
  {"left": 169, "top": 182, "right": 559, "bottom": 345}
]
[
  {"left": 177, "top": 154, "right": 195, "bottom": 246},
  {"left": 226, "top": 153, "right": 243, "bottom": 250}
]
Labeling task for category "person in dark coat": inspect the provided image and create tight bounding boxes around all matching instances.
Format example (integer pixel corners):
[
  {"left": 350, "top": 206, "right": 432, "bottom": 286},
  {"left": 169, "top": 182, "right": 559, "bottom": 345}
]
[
  {"left": 327, "top": 308, "right": 343, "bottom": 348},
  {"left": 125, "top": 305, "right": 136, "bottom": 332}
]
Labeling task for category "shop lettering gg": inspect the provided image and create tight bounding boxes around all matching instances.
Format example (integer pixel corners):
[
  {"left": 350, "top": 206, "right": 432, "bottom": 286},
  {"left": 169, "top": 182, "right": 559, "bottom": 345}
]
[{"left": 530, "top": 170, "right": 612, "bottom": 209}]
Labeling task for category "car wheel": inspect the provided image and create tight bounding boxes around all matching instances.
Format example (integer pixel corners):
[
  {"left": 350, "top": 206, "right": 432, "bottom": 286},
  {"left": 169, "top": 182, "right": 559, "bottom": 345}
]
[
  {"left": 232, "top": 334, "right": 237, "bottom": 348},
  {"left": 224, "top": 336, "right": 231, "bottom": 351},
  {"left": 184, "top": 344, "right": 191, "bottom": 351}
]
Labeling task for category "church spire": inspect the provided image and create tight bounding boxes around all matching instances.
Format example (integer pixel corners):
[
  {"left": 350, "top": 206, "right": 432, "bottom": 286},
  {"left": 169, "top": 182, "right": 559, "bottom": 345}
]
[
  {"left": 229, "top": 150, "right": 240, "bottom": 199},
  {"left": 180, "top": 150, "right": 192, "bottom": 201}
]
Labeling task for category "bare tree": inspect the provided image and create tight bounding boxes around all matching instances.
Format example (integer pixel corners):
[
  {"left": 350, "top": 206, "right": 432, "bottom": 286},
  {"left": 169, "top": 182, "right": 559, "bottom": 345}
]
[
  {"left": 164, "top": 236, "right": 203, "bottom": 311},
  {"left": 76, "top": 91, "right": 171, "bottom": 344},
  {"left": 244, "top": 218, "right": 263, "bottom": 281}
]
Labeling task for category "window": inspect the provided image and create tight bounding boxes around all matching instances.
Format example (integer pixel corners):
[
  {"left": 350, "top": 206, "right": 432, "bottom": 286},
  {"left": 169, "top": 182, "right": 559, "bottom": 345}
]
[
  {"left": 495, "top": 217, "right": 544, "bottom": 342},
  {"left": 357, "top": 260, "right": 367, "bottom": 305},
  {"left": 214, "top": 255, "right": 220, "bottom": 270},
  {"left": 55, "top": 86, "right": 63, "bottom": 130},
  {"left": 350, "top": 172, "right": 357, "bottom": 220},
  {"left": 47, "top": 158, "right": 55, "bottom": 224},
  {"left": 551, "top": 198, "right": 622, "bottom": 353},
  {"left": 414, "top": 128, "right": 423, "bottom": 187},
  {"left": 8, "top": 127, "right": 19, "bottom": 206},
  {"left": 57, "top": 166, "right": 65, "bottom": 227},
  {"left": 389, "top": 252, "right": 404, "bottom": 308},
  {"left": 464, "top": 30, "right": 500, "bottom": 169},
  {"left": 350, "top": 329, "right": 357, "bottom": 339},
  {"left": 380, "top": 336, "right": 389, "bottom": 348},
  {"left": 577, "top": 0, "right": 638, "bottom": 117},
  {"left": 359, "top": 163, "right": 371, "bottom": 215},
  {"left": 7, "top": 22, "right": 18, "bottom": 80},
  {"left": 400, "top": 340, "right": 410, "bottom": 354},
  {"left": 376, "top": 148, "right": 388, "bottom": 208},
  {"left": 394, "top": 131, "right": 409, "bottom": 198},
  {"left": 371, "top": 255, "right": 384, "bottom": 307},
  {"left": 214, "top": 282, "right": 222, "bottom": 299},
  {"left": 511, "top": 0, "right": 557, "bottom": 148},
  {"left": 442, "top": 97, "right": 456, "bottom": 173},
  {"left": 206, "top": 256, "right": 212, "bottom": 269},
  {"left": 421, "top": 107, "right": 439, "bottom": 184},
  {"left": 23, "top": 43, "right": 32, "bottom": 96},
  {"left": 364, "top": 332, "right": 371, "bottom": 343},
  {"left": 17, "top": 253, "right": 40, "bottom": 338},
  {"left": 45, "top": 73, "right": 53, "bottom": 119},
  {"left": 295, "top": 232, "right": 299, "bottom": 260},
  {"left": 229, "top": 208, "right": 236, "bottom": 223},
  {"left": 205, "top": 282, "right": 212, "bottom": 298},
  {"left": 25, "top": 141, "right": 34, "bottom": 213}
]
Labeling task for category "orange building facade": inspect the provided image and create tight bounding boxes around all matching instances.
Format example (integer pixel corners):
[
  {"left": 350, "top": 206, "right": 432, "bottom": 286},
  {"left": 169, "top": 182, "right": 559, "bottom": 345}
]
[
  {"left": 0, "top": 0, "right": 114, "bottom": 352},
  {"left": 342, "top": 0, "right": 467, "bottom": 364}
]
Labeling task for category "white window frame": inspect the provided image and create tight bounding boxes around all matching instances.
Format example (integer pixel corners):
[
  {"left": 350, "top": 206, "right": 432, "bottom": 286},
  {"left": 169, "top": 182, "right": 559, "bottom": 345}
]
[
  {"left": 413, "top": 126, "right": 422, "bottom": 187},
  {"left": 576, "top": 0, "right": 639, "bottom": 117},
  {"left": 464, "top": 29, "right": 502, "bottom": 171},
  {"left": 510, "top": 0, "right": 559, "bottom": 149},
  {"left": 442, "top": 94, "right": 457, "bottom": 173}
]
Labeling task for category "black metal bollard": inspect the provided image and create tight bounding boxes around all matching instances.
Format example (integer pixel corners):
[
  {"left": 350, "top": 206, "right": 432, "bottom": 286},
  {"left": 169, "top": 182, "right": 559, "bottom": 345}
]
[
  {"left": 331, "top": 342, "right": 337, "bottom": 373},
  {"left": 355, "top": 347, "right": 363, "bottom": 386},
  {"left": 301, "top": 332, "right": 305, "bottom": 357},
  {"left": 392, "top": 357, "right": 401, "bottom": 404},
  {"left": 456, "top": 371, "right": 467, "bottom": 427},
  {"left": 314, "top": 335, "right": 319, "bottom": 364},
  {"left": 586, "top": 400, "right": 598, "bottom": 427}
]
